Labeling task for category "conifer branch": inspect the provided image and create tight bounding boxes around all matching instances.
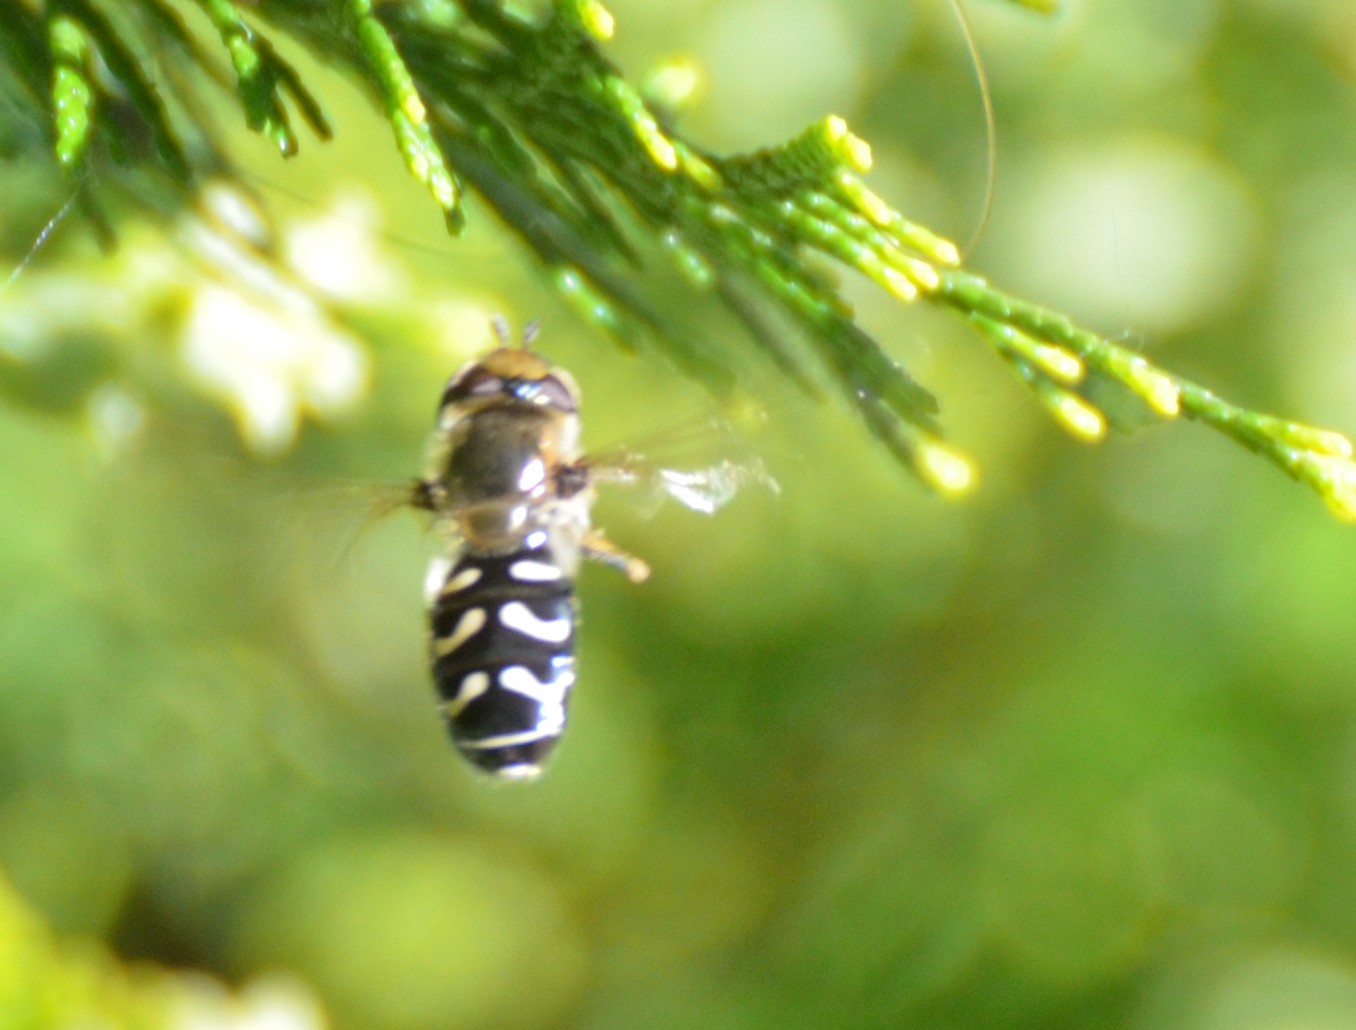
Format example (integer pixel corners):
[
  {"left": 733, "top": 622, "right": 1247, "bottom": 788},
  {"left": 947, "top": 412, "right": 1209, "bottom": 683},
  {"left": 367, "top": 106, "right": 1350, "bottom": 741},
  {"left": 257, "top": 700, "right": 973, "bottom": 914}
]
[
  {"left": 938, "top": 271, "right": 1356, "bottom": 519},
  {"left": 4, "top": 0, "right": 1352, "bottom": 519},
  {"left": 192, "top": 0, "right": 332, "bottom": 156}
]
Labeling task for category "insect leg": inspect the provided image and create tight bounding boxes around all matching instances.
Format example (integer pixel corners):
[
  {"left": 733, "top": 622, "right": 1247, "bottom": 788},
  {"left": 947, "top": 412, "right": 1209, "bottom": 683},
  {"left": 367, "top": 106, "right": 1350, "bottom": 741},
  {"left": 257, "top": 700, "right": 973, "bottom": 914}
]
[{"left": 581, "top": 529, "right": 650, "bottom": 583}]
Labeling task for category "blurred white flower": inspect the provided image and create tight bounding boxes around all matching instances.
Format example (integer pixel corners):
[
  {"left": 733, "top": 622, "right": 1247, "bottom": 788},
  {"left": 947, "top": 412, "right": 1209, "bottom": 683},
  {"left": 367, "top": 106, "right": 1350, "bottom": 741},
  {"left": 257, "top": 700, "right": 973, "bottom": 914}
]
[
  {"left": 169, "top": 972, "right": 329, "bottom": 1030},
  {"left": 181, "top": 283, "right": 369, "bottom": 455},
  {"left": 283, "top": 190, "right": 406, "bottom": 303}
]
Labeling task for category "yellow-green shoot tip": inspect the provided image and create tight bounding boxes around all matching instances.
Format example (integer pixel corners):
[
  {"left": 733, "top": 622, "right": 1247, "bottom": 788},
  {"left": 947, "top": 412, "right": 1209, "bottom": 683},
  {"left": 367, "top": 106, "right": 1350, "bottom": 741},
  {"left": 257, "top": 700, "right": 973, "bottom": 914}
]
[
  {"left": 579, "top": 0, "right": 615, "bottom": 39},
  {"left": 1051, "top": 391, "right": 1107, "bottom": 442},
  {"left": 1303, "top": 452, "right": 1356, "bottom": 522},
  {"left": 918, "top": 438, "right": 977, "bottom": 495},
  {"left": 1125, "top": 361, "right": 1180, "bottom": 417}
]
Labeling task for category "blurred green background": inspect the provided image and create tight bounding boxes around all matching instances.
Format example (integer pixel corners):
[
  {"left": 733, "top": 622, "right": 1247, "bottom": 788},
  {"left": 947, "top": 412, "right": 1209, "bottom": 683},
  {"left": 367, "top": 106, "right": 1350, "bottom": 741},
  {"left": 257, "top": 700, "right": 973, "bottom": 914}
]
[{"left": 4, "top": 0, "right": 1356, "bottom": 1026}]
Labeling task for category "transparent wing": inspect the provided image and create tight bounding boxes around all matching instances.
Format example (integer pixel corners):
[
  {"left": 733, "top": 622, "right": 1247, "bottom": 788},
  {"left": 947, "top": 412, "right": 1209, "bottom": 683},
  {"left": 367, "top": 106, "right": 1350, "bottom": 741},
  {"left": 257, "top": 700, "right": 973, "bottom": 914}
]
[
  {"left": 654, "top": 458, "right": 779, "bottom": 515},
  {"left": 581, "top": 406, "right": 780, "bottom": 516}
]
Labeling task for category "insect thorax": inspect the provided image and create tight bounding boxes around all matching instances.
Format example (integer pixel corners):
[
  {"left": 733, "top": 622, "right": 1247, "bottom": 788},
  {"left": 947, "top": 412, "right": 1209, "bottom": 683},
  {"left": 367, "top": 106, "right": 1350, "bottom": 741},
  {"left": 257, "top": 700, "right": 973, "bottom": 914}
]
[{"left": 423, "top": 397, "right": 587, "bottom": 560}]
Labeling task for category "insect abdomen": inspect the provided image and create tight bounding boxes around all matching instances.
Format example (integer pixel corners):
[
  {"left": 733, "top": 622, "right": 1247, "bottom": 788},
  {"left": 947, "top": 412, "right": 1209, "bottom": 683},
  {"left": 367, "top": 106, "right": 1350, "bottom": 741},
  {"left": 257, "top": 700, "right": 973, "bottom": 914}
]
[{"left": 428, "top": 542, "right": 576, "bottom": 779}]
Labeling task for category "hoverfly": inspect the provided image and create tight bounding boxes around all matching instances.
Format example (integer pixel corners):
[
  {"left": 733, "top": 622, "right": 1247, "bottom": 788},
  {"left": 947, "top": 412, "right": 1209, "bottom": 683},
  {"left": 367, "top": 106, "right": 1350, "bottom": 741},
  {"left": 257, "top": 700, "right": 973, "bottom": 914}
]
[{"left": 411, "top": 318, "right": 768, "bottom": 780}]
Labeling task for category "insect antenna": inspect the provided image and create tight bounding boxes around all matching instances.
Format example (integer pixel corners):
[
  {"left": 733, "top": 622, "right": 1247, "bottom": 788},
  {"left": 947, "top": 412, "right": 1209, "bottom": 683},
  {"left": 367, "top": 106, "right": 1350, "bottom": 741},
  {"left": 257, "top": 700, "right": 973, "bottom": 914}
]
[{"left": 491, "top": 313, "right": 512, "bottom": 347}]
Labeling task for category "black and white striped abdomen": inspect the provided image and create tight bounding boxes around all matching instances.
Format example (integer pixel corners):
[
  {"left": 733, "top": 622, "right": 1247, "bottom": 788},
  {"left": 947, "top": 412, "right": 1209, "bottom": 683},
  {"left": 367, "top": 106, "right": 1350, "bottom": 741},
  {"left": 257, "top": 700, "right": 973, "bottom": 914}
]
[{"left": 428, "top": 540, "right": 577, "bottom": 779}]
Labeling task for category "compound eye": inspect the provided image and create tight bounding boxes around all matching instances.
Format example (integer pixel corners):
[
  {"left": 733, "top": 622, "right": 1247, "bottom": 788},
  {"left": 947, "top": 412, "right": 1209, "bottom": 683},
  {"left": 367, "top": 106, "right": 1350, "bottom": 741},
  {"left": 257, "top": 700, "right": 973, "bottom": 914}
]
[
  {"left": 441, "top": 365, "right": 505, "bottom": 407},
  {"left": 532, "top": 373, "right": 578, "bottom": 412}
]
